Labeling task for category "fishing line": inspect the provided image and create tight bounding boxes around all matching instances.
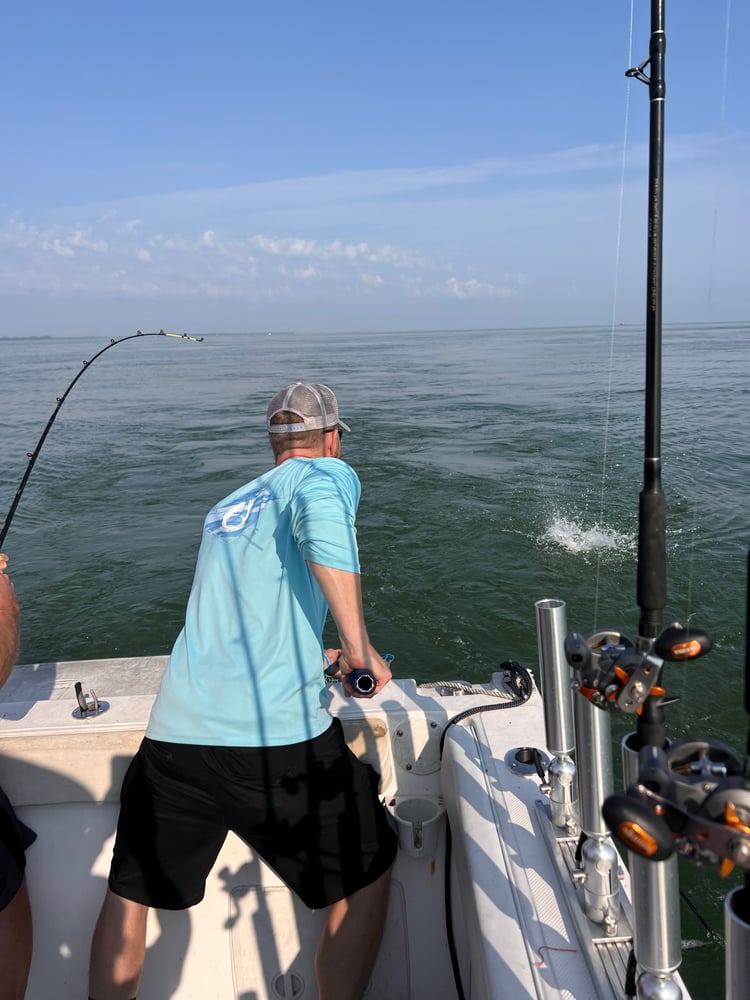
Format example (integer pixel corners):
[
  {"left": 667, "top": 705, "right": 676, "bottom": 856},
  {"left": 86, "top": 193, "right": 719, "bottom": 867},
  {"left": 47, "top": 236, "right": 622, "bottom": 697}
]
[
  {"left": 679, "top": 887, "right": 722, "bottom": 944},
  {"left": 683, "top": 0, "right": 733, "bottom": 624},
  {"left": 592, "top": 0, "right": 637, "bottom": 630},
  {"left": 702, "top": 0, "right": 733, "bottom": 322},
  {"left": 0, "top": 329, "right": 204, "bottom": 549}
]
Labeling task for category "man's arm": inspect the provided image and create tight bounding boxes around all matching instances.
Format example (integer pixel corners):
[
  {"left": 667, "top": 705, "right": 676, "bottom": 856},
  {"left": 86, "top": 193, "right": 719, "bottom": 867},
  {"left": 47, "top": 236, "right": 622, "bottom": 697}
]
[
  {"left": 0, "top": 560, "right": 20, "bottom": 687},
  {"left": 307, "top": 561, "right": 392, "bottom": 695}
]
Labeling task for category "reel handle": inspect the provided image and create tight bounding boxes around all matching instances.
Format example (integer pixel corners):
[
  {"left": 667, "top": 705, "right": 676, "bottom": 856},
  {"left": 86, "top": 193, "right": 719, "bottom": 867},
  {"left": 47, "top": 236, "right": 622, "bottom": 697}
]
[
  {"left": 602, "top": 792, "right": 675, "bottom": 861},
  {"left": 652, "top": 623, "right": 712, "bottom": 662},
  {"left": 348, "top": 668, "right": 376, "bottom": 696}
]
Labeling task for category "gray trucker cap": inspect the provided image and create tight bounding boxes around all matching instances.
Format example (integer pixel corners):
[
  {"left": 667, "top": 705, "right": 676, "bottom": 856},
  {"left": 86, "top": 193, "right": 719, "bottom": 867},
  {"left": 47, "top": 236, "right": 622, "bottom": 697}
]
[{"left": 266, "top": 382, "right": 352, "bottom": 434}]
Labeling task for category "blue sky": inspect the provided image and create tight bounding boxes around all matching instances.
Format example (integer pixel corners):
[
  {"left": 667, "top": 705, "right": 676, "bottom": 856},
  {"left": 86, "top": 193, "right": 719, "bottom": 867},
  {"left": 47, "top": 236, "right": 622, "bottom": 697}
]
[{"left": 2, "top": 1, "right": 747, "bottom": 336}]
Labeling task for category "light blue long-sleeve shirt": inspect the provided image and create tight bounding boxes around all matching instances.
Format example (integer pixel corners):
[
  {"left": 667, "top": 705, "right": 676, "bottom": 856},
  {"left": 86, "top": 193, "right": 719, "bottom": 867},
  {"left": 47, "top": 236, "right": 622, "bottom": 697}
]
[{"left": 146, "top": 457, "right": 361, "bottom": 747}]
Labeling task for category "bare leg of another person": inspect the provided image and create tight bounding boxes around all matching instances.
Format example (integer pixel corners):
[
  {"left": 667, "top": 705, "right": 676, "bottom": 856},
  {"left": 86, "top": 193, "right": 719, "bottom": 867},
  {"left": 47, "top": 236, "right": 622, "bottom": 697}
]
[
  {"left": 0, "top": 878, "right": 32, "bottom": 1000},
  {"left": 88, "top": 889, "right": 150, "bottom": 1000},
  {"left": 315, "top": 865, "right": 393, "bottom": 1000}
]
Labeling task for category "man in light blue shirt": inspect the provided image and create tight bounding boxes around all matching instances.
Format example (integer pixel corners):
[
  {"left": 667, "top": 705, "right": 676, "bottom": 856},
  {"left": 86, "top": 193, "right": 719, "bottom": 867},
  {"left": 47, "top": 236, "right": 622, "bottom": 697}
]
[{"left": 89, "top": 383, "right": 396, "bottom": 1000}]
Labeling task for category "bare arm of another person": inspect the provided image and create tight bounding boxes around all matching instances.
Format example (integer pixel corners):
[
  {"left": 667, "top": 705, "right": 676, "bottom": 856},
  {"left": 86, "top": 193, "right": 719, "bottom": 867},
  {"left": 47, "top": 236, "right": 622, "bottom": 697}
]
[
  {"left": 0, "top": 557, "right": 20, "bottom": 687},
  {"left": 307, "top": 562, "right": 392, "bottom": 696}
]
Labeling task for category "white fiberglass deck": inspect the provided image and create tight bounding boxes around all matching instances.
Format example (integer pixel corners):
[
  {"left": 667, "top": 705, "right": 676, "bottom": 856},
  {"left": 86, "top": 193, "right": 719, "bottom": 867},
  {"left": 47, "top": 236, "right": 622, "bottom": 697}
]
[{"left": 0, "top": 657, "right": 688, "bottom": 999}]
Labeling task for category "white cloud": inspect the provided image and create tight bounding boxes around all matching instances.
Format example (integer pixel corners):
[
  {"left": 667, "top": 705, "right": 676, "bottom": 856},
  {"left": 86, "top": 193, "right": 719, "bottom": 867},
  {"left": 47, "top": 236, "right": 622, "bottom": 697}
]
[
  {"left": 251, "top": 235, "right": 319, "bottom": 258},
  {"left": 279, "top": 264, "right": 320, "bottom": 280},
  {"left": 42, "top": 237, "right": 75, "bottom": 258},
  {"left": 68, "top": 229, "right": 108, "bottom": 252},
  {"left": 445, "top": 276, "right": 517, "bottom": 300},
  {"left": 1, "top": 130, "right": 747, "bottom": 333}
]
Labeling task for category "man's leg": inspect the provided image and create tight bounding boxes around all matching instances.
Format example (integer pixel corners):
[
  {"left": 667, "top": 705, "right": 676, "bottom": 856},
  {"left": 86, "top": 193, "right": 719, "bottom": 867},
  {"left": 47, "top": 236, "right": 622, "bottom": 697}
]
[
  {"left": 88, "top": 888, "right": 149, "bottom": 1000},
  {"left": 0, "top": 877, "right": 32, "bottom": 1000},
  {"left": 314, "top": 864, "right": 393, "bottom": 1000}
]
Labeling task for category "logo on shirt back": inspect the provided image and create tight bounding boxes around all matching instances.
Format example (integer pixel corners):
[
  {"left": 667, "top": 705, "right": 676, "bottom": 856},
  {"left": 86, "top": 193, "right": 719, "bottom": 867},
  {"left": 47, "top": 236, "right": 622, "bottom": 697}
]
[{"left": 205, "top": 487, "right": 277, "bottom": 538}]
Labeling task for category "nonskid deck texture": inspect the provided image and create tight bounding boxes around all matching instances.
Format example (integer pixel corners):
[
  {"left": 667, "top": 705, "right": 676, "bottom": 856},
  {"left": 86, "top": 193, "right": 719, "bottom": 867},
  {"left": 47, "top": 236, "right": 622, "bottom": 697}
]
[{"left": 0, "top": 658, "right": 690, "bottom": 999}]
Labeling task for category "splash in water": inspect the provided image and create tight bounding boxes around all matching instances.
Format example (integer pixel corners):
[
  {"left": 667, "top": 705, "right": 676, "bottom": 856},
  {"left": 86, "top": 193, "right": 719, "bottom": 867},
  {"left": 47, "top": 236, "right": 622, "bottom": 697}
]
[{"left": 542, "top": 516, "right": 635, "bottom": 556}]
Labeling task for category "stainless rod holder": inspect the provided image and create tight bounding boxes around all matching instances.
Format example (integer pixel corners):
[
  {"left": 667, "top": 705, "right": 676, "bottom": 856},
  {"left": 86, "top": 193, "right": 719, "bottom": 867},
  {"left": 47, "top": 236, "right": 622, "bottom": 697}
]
[
  {"left": 621, "top": 735, "right": 682, "bottom": 994},
  {"left": 535, "top": 599, "right": 575, "bottom": 756},
  {"left": 574, "top": 693, "right": 613, "bottom": 838},
  {"left": 572, "top": 691, "right": 620, "bottom": 931},
  {"left": 725, "top": 886, "right": 750, "bottom": 1000},
  {"left": 535, "top": 599, "right": 578, "bottom": 832}
]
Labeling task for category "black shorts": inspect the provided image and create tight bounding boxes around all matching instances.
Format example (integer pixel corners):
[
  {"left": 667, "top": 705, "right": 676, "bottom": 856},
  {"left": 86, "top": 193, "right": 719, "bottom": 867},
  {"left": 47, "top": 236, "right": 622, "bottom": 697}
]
[
  {"left": 109, "top": 719, "right": 397, "bottom": 910},
  {"left": 0, "top": 785, "right": 36, "bottom": 911}
]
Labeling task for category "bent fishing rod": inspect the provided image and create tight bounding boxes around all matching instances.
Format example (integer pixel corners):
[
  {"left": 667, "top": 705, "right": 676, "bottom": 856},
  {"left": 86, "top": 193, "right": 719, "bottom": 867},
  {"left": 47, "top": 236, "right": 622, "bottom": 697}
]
[{"left": 0, "top": 329, "right": 203, "bottom": 549}]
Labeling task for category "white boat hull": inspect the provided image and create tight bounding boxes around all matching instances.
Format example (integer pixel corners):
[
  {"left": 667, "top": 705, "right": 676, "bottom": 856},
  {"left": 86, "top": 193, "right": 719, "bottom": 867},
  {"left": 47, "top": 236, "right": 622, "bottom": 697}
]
[{"left": 0, "top": 657, "right": 690, "bottom": 999}]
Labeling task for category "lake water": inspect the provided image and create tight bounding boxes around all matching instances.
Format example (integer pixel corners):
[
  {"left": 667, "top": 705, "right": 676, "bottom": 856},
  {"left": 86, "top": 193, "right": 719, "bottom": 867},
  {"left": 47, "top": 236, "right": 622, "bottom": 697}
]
[{"left": 1, "top": 322, "right": 748, "bottom": 998}]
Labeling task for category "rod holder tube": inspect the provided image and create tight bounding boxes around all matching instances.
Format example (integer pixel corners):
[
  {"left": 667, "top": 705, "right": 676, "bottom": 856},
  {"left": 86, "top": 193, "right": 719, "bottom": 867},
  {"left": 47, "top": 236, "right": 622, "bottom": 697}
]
[
  {"left": 571, "top": 691, "right": 620, "bottom": 928},
  {"left": 630, "top": 854, "right": 682, "bottom": 976},
  {"left": 573, "top": 693, "right": 613, "bottom": 837},
  {"left": 535, "top": 599, "right": 575, "bottom": 755},
  {"left": 536, "top": 599, "right": 578, "bottom": 830},
  {"left": 725, "top": 887, "right": 750, "bottom": 1000},
  {"left": 621, "top": 735, "right": 682, "bottom": 983}
]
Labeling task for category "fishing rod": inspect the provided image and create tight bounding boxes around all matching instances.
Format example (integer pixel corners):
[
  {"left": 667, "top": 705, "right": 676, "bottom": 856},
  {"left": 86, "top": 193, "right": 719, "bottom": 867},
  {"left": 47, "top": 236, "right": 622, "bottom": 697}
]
[
  {"left": 563, "top": 5, "right": 750, "bottom": 995},
  {"left": 0, "top": 329, "right": 204, "bottom": 549},
  {"left": 626, "top": 0, "right": 667, "bottom": 647},
  {"left": 560, "top": 7, "right": 718, "bottom": 995}
]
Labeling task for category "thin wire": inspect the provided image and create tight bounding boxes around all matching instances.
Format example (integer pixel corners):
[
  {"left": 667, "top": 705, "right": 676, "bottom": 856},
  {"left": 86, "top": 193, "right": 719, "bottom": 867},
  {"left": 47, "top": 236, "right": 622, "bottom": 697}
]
[
  {"left": 703, "top": 0, "right": 732, "bottom": 322},
  {"left": 593, "top": 0, "right": 637, "bottom": 630},
  {"left": 685, "top": 0, "right": 732, "bottom": 622}
]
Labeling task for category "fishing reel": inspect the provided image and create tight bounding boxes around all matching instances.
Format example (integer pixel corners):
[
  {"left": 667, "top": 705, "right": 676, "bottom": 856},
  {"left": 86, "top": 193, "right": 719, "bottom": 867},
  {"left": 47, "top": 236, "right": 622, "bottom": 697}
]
[
  {"left": 603, "top": 741, "right": 750, "bottom": 876},
  {"left": 564, "top": 623, "right": 712, "bottom": 715}
]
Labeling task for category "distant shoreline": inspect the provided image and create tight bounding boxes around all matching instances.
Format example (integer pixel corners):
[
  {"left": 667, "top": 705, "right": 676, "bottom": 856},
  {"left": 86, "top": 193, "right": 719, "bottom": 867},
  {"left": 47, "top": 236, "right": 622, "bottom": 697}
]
[{"left": 1, "top": 320, "right": 748, "bottom": 341}]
